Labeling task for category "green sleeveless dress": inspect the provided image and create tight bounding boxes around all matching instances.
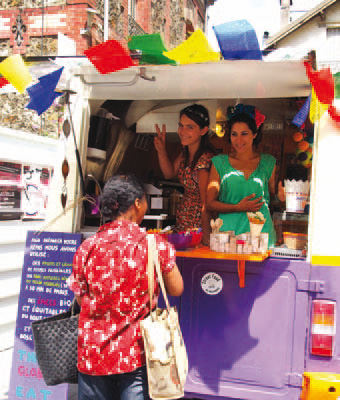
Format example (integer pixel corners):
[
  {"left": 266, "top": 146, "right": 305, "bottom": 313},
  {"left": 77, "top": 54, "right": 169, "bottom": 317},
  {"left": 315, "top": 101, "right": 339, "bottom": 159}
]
[{"left": 212, "top": 153, "right": 277, "bottom": 247}]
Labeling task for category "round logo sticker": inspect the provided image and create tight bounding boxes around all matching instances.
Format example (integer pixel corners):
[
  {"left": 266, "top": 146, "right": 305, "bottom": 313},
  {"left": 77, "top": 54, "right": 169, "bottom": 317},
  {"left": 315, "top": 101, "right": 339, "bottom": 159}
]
[{"left": 201, "top": 272, "right": 223, "bottom": 295}]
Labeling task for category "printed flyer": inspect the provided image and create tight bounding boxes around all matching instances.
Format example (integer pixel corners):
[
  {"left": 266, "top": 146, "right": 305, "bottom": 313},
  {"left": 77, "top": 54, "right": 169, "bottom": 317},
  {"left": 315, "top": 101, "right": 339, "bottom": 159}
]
[{"left": 8, "top": 231, "right": 82, "bottom": 400}]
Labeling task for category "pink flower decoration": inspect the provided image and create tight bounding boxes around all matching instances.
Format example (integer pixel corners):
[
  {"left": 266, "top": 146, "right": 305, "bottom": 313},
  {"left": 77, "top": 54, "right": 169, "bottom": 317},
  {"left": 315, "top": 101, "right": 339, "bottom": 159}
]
[{"left": 255, "top": 108, "right": 265, "bottom": 128}]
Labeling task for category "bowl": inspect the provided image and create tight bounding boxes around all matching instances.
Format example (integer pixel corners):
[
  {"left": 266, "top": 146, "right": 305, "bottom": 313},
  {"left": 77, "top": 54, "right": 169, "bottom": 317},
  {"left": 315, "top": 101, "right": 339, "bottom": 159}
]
[
  {"left": 188, "top": 231, "right": 203, "bottom": 248},
  {"left": 166, "top": 233, "right": 192, "bottom": 250}
]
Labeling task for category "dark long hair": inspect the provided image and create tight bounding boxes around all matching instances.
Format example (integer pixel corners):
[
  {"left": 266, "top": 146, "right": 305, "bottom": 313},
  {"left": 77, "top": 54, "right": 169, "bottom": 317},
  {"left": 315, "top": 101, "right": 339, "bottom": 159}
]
[
  {"left": 180, "top": 104, "right": 216, "bottom": 169},
  {"left": 100, "top": 174, "right": 146, "bottom": 221},
  {"left": 226, "top": 112, "right": 263, "bottom": 146}
]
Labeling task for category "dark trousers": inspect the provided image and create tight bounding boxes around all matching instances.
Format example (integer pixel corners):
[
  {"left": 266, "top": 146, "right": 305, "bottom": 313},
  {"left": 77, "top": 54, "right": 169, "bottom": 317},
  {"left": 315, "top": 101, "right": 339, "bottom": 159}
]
[{"left": 78, "top": 366, "right": 151, "bottom": 400}]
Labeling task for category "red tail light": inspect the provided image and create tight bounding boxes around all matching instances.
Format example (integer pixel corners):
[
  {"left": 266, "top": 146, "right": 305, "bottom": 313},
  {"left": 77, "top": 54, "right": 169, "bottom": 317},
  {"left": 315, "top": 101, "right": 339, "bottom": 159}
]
[{"left": 310, "top": 300, "right": 336, "bottom": 357}]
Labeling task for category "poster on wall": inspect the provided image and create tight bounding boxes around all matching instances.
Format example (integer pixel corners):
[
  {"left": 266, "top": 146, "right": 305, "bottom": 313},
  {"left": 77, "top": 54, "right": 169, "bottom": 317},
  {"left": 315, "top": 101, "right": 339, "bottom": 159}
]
[
  {"left": 0, "top": 162, "right": 54, "bottom": 221},
  {"left": 8, "top": 231, "right": 82, "bottom": 400},
  {"left": 0, "top": 161, "right": 23, "bottom": 220},
  {"left": 21, "top": 167, "right": 53, "bottom": 220}
]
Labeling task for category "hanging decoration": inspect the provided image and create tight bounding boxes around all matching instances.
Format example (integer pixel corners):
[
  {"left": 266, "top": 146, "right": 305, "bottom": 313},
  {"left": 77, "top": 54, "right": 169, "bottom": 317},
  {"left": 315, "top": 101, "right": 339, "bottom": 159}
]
[
  {"left": 213, "top": 19, "right": 262, "bottom": 60},
  {"left": 0, "top": 54, "right": 32, "bottom": 93},
  {"left": 309, "top": 88, "right": 329, "bottom": 124},
  {"left": 61, "top": 119, "right": 71, "bottom": 210},
  {"left": 0, "top": 76, "right": 9, "bottom": 88},
  {"left": 26, "top": 67, "right": 64, "bottom": 115},
  {"left": 303, "top": 61, "right": 340, "bottom": 127},
  {"left": 164, "top": 29, "right": 220, "bottom": 64},
  {"left": 304, "top": 61, "right": 334, "bottom": 105},
  {"left": 292, "top": 94, "right": 311, "bottom": 128},
  {"left": 84, "top": 40, "right": 135, "bottom": 74},
  {"left": 127, "top": 33, "right": 176, "bottom": 65}
]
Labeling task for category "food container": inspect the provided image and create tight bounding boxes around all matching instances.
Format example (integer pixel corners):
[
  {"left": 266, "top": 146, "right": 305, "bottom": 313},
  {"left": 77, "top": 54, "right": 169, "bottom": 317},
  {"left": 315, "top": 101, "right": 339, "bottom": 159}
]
[
  {"left": 210, "top": 233, "right": 219, "bottom": 251},
  {"left": 284, "top": 179, "right": 309, "bottom": 213},
  {"left": 166, "top": 233, "right": 192, "bottom": 250},
  {"left": 188, "top": 231, "right": 203, "bottom": 248},
  {"left": 283, "top": 232, "right": 307, "bottom": 250}
]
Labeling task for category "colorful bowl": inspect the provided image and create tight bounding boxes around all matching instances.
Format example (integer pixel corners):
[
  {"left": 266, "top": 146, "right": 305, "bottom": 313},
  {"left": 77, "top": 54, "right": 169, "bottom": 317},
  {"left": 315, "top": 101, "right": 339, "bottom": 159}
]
[
  {"left": 166, "top": 233, "right": 192, "bottom": 250},
  {"left": 188, "top": 231, "right": 203, "bottom": 248}
]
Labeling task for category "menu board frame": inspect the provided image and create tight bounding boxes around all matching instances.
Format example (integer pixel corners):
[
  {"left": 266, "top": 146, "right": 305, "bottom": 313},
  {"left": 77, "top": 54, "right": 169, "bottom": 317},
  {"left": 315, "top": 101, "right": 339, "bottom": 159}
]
[{"left": 8, "top": 230, "right": 82, "bottom": 400}]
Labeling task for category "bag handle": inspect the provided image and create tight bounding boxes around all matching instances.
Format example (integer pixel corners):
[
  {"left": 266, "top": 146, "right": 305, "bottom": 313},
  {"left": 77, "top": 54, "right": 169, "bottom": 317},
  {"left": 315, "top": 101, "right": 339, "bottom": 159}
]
[{"left": 147, "top": 234, "right": 171, "bottom": 318}]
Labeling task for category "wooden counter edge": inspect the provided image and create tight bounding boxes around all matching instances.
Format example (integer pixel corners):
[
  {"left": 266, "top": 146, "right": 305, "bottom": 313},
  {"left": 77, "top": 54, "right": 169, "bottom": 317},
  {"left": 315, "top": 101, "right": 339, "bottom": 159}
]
[{"left": 176, "top": 246, "right": 270, "bottom": 261}]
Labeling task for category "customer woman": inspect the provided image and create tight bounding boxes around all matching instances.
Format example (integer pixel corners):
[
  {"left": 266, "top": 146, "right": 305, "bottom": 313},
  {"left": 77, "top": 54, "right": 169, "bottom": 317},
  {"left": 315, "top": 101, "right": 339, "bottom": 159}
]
[
  {"left": 67, "top": 174, "right": 183, "bottom": 400},
  {"left": 154, "top": 104, "right": 216, "bottom": 245},
  {"left": 206, "top": 105, "right": 277, "bottom": 247}
]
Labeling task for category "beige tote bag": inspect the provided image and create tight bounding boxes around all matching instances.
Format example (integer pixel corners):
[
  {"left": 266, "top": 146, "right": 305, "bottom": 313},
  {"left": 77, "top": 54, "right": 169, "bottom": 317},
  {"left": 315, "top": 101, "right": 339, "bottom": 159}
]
[{"left": 140, "top": 234, "right": 188, "bottom": 400}]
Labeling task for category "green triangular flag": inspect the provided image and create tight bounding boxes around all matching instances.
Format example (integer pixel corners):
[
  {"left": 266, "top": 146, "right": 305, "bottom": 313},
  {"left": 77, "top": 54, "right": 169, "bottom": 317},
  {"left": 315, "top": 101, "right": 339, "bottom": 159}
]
[
  {"left": 334, "top": 72, "right": 340, "bottom": 99},
  {"left": 128, "top": 33, "right": 176, "bottom": 65}
]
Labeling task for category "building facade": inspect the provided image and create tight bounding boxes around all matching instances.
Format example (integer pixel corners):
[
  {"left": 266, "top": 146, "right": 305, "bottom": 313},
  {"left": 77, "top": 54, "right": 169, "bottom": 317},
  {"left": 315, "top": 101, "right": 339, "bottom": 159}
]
[{"left": 0, "top": 0, "right": 216, "bottom": 57}]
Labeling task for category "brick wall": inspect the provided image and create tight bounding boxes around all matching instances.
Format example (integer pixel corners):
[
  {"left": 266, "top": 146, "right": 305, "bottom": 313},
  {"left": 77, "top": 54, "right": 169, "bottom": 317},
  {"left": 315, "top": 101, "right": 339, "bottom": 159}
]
[{"left": 0, "top": 0, "right": 209, "bottom": 55}]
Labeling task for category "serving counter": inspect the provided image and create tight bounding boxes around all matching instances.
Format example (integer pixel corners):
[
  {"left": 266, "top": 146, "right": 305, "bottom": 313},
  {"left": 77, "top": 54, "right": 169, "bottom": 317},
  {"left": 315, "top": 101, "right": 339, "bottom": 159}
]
[
  {"left": 177, "top": 246, "right": 270, "bottom": 288},
  {"left": 171, "top": 248, "right": 311, "bottom": 400}
]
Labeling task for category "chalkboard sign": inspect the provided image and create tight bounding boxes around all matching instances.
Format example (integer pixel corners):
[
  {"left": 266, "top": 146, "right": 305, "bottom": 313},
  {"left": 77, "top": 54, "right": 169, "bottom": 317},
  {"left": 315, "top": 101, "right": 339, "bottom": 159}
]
[{"left": 8, "top": 231, "right": 82, "bottom": 400}]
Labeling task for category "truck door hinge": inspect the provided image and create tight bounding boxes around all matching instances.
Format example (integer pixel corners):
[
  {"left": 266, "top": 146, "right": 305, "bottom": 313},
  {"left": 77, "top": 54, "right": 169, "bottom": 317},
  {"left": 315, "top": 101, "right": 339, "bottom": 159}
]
[
  {"left": 297, "top": 280, "right": 325, "bottom": 293},
  {"left": 285, "top": 373, "right": 303, "bottom": 387}
]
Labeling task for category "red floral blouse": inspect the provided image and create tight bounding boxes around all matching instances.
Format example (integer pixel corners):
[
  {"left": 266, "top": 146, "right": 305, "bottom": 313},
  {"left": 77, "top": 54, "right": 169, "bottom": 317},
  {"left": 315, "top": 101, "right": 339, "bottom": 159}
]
[
  {"left": 175, "top": 151, "right": 213, "bottom": 232},
  {"left": 67, "top": 220, "right": 176, "bottom": 376}
]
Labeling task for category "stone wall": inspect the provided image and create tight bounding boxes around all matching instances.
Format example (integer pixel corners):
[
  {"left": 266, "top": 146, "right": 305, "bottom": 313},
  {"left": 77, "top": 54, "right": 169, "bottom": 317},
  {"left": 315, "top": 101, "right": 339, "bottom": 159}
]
[
  {"left": 95, "top": 0, "right": 125, "bottom": 40},
  {"left": 0, "top": 92, "right": 63, "bottom": 138},
  {"left": 25, "top": 36, "right": 58, "bottom": 56},
  {"left": 151, "top": 0, "right": 166, "bottom": 40},
  {"left": 169, "top": 0, "right": 185, "bottom": 48},
  {"left": 0, "top": 0, "right": 65, "bottom": 8}
]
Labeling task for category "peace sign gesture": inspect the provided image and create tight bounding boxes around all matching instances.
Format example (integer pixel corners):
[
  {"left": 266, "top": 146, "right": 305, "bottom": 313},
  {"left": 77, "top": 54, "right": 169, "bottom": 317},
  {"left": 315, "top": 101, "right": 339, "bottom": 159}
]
[{"left": 154, "top": 124, "right": 167, "bottom": 155}]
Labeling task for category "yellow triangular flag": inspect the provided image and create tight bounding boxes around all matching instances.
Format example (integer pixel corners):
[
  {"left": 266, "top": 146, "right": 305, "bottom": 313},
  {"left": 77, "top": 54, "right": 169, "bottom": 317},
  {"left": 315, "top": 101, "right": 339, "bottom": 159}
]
[
  {"left": 164, "top": 29, "right": 220, "bottom": 65},
  {"left": 309, "top": 88, "right": 328, "bottom": 123},
  {"left": 0, "top": 54, "right": 33, "bottom": 93}
]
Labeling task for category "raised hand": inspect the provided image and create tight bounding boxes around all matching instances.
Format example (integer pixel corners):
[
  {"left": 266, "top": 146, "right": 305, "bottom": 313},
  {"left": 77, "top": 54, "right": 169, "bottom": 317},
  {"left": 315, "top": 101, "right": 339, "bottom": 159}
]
[
  {"left": 154, "top": 124, "right": 167, "bottom": 154},
  {"left": 237, "top": 193, "right": 264, "bottom": 212}
]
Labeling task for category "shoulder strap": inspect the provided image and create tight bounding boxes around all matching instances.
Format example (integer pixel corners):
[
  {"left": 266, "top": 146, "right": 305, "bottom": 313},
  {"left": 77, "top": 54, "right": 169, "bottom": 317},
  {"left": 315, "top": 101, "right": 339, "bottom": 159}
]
[{"left": 147, "top": 234, "right": 171, "bottom": 316}]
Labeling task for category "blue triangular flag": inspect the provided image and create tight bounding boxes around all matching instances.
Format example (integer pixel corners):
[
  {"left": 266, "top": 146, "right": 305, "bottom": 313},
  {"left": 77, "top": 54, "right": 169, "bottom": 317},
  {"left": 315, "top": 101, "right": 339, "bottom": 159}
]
[
  {"left": 292, "top": 94, "right": 311, "bottom": 127},
  {"left": 213, "top": 20, "right": 262, "bottom": 60},
  {"left": 26, "top": 67, "right": 63, "bottom": 115}
]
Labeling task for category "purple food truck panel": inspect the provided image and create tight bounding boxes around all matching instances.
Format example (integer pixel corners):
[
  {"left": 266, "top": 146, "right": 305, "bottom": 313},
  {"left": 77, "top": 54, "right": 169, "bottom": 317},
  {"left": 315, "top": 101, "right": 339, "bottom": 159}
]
[{"left": 179, "top": 257, "right": 311, "bottom": 400}]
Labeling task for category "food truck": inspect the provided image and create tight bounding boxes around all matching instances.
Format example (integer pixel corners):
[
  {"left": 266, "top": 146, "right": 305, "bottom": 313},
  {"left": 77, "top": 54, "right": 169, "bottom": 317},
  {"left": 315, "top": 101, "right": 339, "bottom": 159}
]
[{"left": 45, "top": 57, "right": 340, "bottom": 400}]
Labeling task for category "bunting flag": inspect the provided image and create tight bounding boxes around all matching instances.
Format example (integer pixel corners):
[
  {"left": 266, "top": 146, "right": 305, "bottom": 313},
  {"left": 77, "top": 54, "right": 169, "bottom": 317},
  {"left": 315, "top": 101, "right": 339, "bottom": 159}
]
[
  {"left": 85, "top": 40, "right": 135, "bottom": 74},
  {"left": 334, "top": 72, "right": 340, "bottom": 99},
  {"left": 304, "top": 61, "right": 334, "bottom": 105},
  {"left": 0, "top": 54, "right": 33, "bottom": 93},
  {"left": 304, "top": 62, "right": 340, "bottom": 126},
  {"left": 127, "top": 34, "right": 176, "bottom": 65},
  {"left": 292, "top": 94, "right": 311, "bottom": 127},
  {"left": 309, "top": 88, "right": 328, "bottom": 124},
  {"left": 164, "top": 29, "right": 220, "bottom": 64},
  {"left": 213, "top": 19, "right": 262, "bottom": 60},
  {"left": 0, "top": 76, "right": 9, "bottom": 88},
  {"left": 26, "top": 67, "right": 63, "bottom": 115}
]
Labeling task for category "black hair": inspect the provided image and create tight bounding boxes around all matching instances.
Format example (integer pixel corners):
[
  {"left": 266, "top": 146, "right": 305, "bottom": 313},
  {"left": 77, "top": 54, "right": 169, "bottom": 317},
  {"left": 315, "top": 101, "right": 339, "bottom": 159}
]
[
  {"left": 226, "top": 112, "right": 262, "bottom": 146},
  {"left": 180, "top": 104, "right": 216, "bottom": 168},
  {"left": 100, "top": 173, "right": 146, "bottom": 221}
]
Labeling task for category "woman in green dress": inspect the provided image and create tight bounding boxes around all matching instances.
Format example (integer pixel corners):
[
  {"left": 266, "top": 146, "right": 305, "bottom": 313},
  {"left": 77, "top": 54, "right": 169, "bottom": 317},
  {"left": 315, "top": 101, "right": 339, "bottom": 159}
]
[{"left": 206, "top": 105, "right": 277, "bottom": 247}]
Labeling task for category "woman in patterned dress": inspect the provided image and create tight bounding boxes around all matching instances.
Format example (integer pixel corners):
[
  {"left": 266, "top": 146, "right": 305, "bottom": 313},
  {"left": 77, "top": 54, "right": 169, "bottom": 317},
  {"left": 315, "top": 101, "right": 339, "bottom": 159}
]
[
  {"left": 67, "top": 174, "right": 183, "bottom": 400},
  {"left": 154, "top": 104, "right": 216, "bottom": 245}
]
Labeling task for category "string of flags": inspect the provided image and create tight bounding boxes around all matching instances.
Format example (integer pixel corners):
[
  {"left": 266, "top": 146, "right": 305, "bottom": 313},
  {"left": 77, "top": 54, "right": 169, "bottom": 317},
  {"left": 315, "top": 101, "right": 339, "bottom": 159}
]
[
  {"left": 0, "top": 19, "right": 339, "bottom": 121},
  {"left": 0, "top": 20, "right": 262, "bottom": 115},
  {"left": 291, "top": 61, "right": 340, "bottom": 128}
]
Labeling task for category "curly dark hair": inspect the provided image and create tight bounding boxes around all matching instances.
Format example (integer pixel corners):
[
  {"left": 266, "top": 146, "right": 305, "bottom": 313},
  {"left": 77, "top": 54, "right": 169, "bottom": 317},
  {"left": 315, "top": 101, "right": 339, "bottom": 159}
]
[
  {"left": 100, "top": 174, "right": 146, "bottom": 221},
  {"left": 180, "top": 104, "right": 216, "bottom": 168},
  {"left": 226, "top": 112, "right": 262, "bottom": 146}
]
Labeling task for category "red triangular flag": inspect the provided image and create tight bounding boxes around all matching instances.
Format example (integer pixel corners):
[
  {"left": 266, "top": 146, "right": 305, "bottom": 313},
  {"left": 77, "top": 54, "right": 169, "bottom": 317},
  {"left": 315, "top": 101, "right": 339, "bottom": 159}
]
[
  {"left": 304, "top": 61, "right": 334, "bottom": 105},
  {"left": 84, "top": 40, "right": 134, "bottom": 74},
  {"left": 0, "top": 76, "right": 9, "bottom": 88}
]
